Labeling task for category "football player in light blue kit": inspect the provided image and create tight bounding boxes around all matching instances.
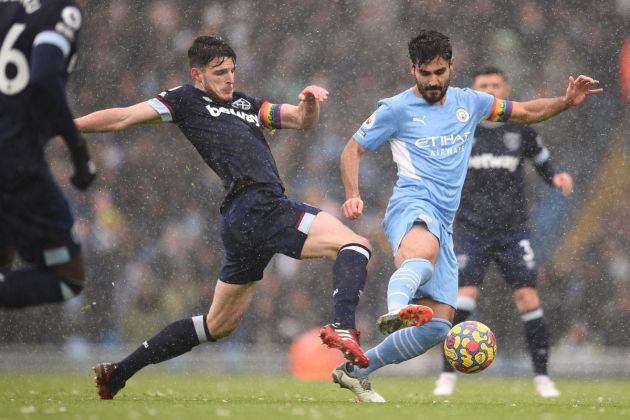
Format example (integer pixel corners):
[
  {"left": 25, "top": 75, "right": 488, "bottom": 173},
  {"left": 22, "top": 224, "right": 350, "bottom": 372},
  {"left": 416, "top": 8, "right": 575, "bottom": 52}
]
[{"left": 332, "top": 30, "right": 602, "bottom": 402}]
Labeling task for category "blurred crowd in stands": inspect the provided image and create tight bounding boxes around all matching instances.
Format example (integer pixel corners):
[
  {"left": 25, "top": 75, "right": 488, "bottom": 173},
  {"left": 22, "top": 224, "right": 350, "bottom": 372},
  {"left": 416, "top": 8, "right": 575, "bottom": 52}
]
[{"left": 2, "top": 0, "right": 630, "bottom": 354}]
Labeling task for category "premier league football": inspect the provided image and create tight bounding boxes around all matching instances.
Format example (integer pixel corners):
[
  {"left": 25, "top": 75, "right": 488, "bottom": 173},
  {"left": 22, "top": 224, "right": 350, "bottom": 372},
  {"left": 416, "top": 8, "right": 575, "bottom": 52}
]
[{"left": 444, "top": 321, "right": 497, "bottom": 374}]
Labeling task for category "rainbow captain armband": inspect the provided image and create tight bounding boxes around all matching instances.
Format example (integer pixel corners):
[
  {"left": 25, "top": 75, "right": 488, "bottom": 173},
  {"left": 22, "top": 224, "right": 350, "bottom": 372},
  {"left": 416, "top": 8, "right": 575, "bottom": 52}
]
[
  {"left": 486, "top": 97, "right": 513, "bottom": 122},
  {"left": 259, "top": 101, "right": 283, "bottom": 129}
]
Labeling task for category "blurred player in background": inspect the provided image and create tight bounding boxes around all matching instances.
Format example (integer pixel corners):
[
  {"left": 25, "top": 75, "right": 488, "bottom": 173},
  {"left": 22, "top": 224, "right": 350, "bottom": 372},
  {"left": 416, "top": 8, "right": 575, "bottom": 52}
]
[
  {"left": 0, "top": 0, "right": 96, "bottom": 309},
  {"left": 76, "top": 35, "right": 373, "bottom": 399},
  {"left": 433, "top": 66, "right": 573, "bottom": 398},
  {"left": 333, "top": 30, "right": 601, "bottom": 402}
]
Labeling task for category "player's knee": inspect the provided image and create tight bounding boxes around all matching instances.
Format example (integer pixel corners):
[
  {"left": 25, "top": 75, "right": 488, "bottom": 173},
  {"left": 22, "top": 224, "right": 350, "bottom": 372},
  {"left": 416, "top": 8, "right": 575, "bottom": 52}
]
[
  {"left": 350, "top": 236, "right": 371, "bottom": 253},
  {"left": 513, "top": 288, "right": 539, "bottom": 312},
  {"left": 425, "top": 318, "right": 452, "bottom": 348}
]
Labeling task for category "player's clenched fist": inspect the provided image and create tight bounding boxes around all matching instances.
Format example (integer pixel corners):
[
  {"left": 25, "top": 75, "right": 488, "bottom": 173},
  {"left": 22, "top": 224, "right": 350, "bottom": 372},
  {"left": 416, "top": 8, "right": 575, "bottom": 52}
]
[{"left": 342, "top": 197, "right": 364, "bottom": 220}]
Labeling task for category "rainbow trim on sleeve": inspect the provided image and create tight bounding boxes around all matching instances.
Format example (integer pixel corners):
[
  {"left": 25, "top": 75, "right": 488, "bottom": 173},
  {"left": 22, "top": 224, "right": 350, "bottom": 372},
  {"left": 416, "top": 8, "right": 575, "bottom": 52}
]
[
  {"left": 487, "top": 98, "right": 513, "bottom": 122},
  {"left": 259, "top": 101, "right": 282, "bottom": 129}
]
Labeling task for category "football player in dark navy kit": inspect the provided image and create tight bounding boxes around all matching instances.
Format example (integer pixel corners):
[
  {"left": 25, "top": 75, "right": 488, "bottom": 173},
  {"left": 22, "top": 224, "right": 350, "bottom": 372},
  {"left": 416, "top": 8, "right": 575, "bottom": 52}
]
[
  {"left": 76, "top": 36, "right": 373, "bottom": 399},
  {"left": 434, "top": 67, "right": 573, "bottom": 398},
  {"left": 0, "top": 0, "right": 96, "bottom": 309}
]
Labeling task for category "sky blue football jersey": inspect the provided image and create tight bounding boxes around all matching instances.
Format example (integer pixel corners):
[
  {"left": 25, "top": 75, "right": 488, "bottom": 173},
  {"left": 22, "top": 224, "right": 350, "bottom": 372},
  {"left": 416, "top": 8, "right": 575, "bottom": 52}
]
[{"left": 353, "top": 86, "right": 498, "bottom": 227}]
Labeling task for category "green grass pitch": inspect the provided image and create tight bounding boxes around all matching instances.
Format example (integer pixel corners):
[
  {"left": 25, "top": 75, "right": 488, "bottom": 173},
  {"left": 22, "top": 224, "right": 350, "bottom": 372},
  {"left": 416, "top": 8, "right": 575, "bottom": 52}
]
[{"left": 1, "top": 373, "right": 629, "bottom": 419}]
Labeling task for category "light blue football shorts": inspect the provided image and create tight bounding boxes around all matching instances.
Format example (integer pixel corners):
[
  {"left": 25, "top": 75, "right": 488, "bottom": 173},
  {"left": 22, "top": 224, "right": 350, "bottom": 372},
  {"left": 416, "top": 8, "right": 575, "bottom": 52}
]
[{"left": 383, "top": 196, "right": 458, "bottom": 308}]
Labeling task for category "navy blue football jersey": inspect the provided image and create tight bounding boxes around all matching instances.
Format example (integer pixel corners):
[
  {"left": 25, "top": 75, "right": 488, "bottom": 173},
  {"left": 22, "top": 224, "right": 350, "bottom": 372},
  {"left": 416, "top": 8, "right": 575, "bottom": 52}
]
[
  {"left": 0, "top": 0, "right": 81, "bottom": 149},
  {"left": 148, "top": 85, "right": 285, "bottom": 203},
  {"left": 456, "top": 122, "right": 552, "bottom": 232}
]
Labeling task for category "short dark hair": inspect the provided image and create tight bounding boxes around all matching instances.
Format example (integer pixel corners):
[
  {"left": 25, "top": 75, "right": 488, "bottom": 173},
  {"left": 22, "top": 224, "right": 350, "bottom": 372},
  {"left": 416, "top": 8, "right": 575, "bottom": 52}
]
[
  {"left": 408, "top": 30, "right": 452, "bottom": 66},
  {"left": 472, "top": 66, "right": 508, "bottom": 82},
  {"left": 188, "top": 36, "right": 236, "bottom": 69}
]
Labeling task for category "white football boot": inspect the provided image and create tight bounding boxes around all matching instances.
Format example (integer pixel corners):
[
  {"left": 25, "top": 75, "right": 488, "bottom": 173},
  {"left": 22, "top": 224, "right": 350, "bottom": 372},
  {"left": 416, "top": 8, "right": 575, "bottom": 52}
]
[
  {"left": 332, "top": 363, "right": 385, "bottom": 403},
  {"left": 433, "top": 372, "right": 457, "bottom": 396},
  {"left": 534, "top": 375, "right": 561, "bottom": 398}
]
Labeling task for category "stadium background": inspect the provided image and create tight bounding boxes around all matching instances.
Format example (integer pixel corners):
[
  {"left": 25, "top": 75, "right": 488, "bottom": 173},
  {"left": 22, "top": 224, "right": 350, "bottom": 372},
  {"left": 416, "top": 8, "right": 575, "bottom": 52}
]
[{"left": 2, "top": 0, "right": 630, "bottom": 376}]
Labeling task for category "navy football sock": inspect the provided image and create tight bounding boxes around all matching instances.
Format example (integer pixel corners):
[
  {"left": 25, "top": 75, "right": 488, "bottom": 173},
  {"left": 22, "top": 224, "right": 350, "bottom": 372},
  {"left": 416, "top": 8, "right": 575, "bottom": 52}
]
[
  {"left": 0, "top": 268, "right": 80, "bottom": 308},
  {"left": 116, "top": 316, "right": 215, "bottom": 383},
  {"left": 331, "top": 244, "right": 371, "bottom": 329},
  {"left": 442, "top": 308, "right": 472, "bottom": 372},
  {"left": 522, "top": 309, "right": 550, "bottom": 375}
]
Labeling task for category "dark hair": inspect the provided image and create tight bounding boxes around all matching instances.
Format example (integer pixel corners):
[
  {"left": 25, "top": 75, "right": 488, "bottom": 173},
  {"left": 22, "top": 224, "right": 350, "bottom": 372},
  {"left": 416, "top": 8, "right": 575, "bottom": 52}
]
[
  {"left": 408, "top": 30, "right": 452, "bottom": 65},
  {"left": 472, "top": 66, "right": 508, "bottom": 82},
  {"left": 188, "top": 36, "right": 236, "bottom": 68}
]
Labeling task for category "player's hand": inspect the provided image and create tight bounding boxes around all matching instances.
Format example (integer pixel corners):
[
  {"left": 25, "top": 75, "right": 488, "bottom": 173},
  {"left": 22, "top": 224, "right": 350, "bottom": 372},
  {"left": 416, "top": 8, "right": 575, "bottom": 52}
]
[
  {"left": 564, "top": 75, "right": 603, "bottom": 107},
  {"left": 553, "top": 172, "right": 574, "bottom": 196},
  {"left": 298, "top": 85, "right": 329, "bottom": 103},
  {"left": 70, "top": 137, "right": 97, "bottom": 191},
  {"left": 342, "top": 197, "right": 364, "bottom": 220}
]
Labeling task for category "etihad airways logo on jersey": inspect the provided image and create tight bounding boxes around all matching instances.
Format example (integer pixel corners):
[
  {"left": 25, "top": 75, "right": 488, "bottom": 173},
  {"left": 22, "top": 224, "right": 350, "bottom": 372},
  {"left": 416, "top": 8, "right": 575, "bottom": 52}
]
[
  {"left": 468, "top": 154, "right": 520, "bottom": 172},
  {"left": 415, "top": 132, "right": 471, "bottom": 157},
  {"left": 205, "top": 105, "right": 260, "bottom": 127}
]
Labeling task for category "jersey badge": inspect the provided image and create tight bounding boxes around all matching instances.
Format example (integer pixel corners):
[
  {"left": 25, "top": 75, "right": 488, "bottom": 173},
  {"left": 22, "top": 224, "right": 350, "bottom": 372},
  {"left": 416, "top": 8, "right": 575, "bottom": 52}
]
[
  {"left": 456, "top": 108, "right": 469, "bottom": 123},
  {"left": 503, "top": 132, "right": 522, "bottom": 151},
  {"left": 232, "top": 98, "right": 251, "bottom": 110},
  {"left": 361, "top": 112, "right": 376, "bottom": 129}
]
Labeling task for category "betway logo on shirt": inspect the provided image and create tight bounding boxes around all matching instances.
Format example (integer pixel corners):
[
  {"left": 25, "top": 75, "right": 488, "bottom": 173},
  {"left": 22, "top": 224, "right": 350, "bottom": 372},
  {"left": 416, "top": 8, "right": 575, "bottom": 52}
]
[
  {"left": 205, "top": 105, "right": 260, "bottom": 127},
  {"left": 468, "top": 154, "right": 520, "bottom": 172},
  {"left": 414, "top": 132, "right": 471, "bottom": 157}
]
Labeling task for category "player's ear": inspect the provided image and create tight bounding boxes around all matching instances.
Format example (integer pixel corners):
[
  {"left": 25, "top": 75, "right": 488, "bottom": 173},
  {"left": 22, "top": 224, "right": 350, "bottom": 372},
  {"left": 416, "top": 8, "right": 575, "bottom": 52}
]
[
  {"left": 449, "top": 58, "right": 455, "bottom": 72},
  {"left": 191, "top": 67, "right": 202, "bottom": 83},
  {"left": 410, "top": 63, "right": 416, "bottom": 76}
]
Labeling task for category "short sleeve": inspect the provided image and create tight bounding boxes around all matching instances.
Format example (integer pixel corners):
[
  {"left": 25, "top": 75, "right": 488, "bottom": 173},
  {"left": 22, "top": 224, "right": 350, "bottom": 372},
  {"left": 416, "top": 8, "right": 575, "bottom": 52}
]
[
  {"left": 147, "top": 85, "right": 188, "bottom": 123},
  {"left": 352, "top": 101, "right": 397, "bottom": 151},
  {"left": 468, "top": 90, "right": 497, "bottom": 122},
  {"left": 32, "top": 1, "right": 82, "bottom": 59}
]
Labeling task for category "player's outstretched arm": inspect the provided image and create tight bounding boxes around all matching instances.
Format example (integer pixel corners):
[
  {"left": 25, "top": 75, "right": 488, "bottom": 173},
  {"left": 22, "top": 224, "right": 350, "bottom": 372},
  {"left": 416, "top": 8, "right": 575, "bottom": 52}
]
[
  {"left": 75, "top": 102, "right": 161, "bottom": 133},
  {"left": 340, "top": 139, "right": 368, "bottom": 220},
  {"left": 275, "top": 85, "right": 329, "bottom": 130},
  {"left": 508, "top": 75, "right": 603, "bottom": 124}
]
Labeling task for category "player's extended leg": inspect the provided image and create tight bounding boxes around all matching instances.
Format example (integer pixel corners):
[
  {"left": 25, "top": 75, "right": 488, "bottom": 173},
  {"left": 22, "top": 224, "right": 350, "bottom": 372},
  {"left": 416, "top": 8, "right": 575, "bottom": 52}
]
[
  {"left": 94, "top": 280, "right": 257, "bottom": 399},
  {"left": 300, "top": 211, "right": 372, "bottom": 367},
  {"left": 334, "top": 297, "right": 453, "bottom": 402},
  {"left": 376, "top": 224, "right": 437, "bottom": 334},
  {"left": 513, "top": 287, "right": 559, "bottom": 398},
  {"left": 0, "top": 250, "right": 86, "bottom": 309},
  {"left": 334, "top": 225, "right": 455, "bottom": 402},
  {"left": 434, "top": 286, "right": 479, "bottom": 396}
]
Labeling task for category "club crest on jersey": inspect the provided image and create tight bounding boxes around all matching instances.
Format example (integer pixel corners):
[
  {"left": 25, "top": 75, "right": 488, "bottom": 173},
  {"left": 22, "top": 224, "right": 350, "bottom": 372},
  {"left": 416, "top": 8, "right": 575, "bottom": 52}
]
[
  {"left": 232, "top": 98, "right": 251, "bottom": 110},
  {"left": 455, "top": 108, "right": 469, "bottom": 122},
  {"left": 362, "top": 112, "right": 376, "bottom": 129},
  {"left": 503, "top": 132, "right": 522, "bottom": 151}
]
